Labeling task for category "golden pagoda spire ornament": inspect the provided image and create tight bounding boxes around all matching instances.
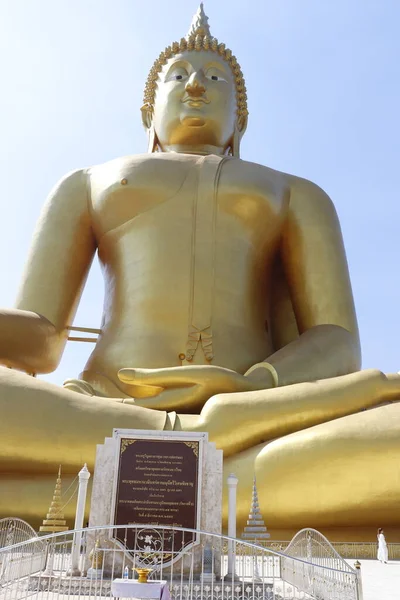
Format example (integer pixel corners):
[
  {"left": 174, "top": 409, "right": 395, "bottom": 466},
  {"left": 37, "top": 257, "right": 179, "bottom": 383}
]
[
  {"left": 241, "top": 476, "right": 270, "bottom": 541},
  {"left": 186, "top": 3, "right": 211, "bottom": 38},
  {"left": 39, "top": 465, "right": 69, "bottom": 533}
]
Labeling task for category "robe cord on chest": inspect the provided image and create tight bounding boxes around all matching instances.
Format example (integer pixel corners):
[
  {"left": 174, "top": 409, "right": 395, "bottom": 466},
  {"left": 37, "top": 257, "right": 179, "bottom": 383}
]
[{"left": 185, "top": 155, "right": 228, "bottom": 362}]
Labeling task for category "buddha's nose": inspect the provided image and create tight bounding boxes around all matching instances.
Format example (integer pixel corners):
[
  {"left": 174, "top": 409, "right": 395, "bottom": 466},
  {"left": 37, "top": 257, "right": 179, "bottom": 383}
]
[{"left": 185, "top": 72, "right": 206, "bottom": 97}]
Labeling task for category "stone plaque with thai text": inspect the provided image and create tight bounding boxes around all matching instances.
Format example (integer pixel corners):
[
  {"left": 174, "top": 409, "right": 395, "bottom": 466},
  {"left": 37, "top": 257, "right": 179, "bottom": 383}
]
[
  {"left": 89, "top": 429, "right": 222, "bottom": 569},
  {"left": 112, "top": 434, "right": 202, "bottom": 553}
]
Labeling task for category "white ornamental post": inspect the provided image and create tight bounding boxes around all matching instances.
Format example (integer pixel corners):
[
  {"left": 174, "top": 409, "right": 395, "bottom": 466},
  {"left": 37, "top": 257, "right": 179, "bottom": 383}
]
[
  {"left": 70, "top": 464, "right": 91, "bottom": 576},
  {"left": 354, "top": 560, "right": 364, "bottom": 600},
  {"left": 227, "top": 473, "right": 238, "bottom": 577}
]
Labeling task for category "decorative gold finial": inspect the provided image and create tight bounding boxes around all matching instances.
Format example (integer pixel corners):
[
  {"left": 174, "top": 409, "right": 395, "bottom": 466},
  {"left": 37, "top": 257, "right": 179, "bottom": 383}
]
[
  {"left": 39, "top": 465, "right": 69, "bottom": 533},
  {"left": 187, "top": 4, "right": 211, "bottom": 39}
]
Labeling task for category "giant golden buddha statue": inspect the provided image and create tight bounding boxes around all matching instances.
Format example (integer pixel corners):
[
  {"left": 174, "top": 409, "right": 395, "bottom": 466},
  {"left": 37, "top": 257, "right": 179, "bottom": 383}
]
[{"left": 1, "top": 5, "right": 399, "bottom": 537}]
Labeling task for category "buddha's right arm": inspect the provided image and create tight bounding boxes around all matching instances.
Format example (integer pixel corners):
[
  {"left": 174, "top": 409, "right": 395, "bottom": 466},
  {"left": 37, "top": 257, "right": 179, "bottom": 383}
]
[
  {"left": 0, "top": 309, "right": 59, "bottom": 373},
  {"left": 0, "top": 168, "right": 96, "bottom": 373}
]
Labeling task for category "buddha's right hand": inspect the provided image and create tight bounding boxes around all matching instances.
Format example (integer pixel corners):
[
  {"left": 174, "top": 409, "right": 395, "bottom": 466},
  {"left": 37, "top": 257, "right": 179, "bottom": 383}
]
[{"left": 118, "top": 364, "right": 273, "bottom": 412}]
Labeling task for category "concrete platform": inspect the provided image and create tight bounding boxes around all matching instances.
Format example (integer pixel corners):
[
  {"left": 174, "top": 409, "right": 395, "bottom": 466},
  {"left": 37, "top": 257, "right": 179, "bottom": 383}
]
[
  {"left": 356, "top": 559, "right": 400, "bottom": 600},
  {"left": 1, "top": 561, "right": 399, "bottom": 599}
]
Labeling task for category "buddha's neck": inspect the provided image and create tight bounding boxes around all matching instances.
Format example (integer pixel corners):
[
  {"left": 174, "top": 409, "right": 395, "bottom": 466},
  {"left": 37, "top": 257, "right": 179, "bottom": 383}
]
[{"left": 162, "top": 144, "right": 227, "bottom": 156}]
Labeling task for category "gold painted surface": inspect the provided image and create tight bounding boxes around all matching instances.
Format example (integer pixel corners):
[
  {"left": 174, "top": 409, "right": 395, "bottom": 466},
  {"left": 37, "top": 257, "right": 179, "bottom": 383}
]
[{"left": 0, "top": 6, "right": 399, "bottom": 536}]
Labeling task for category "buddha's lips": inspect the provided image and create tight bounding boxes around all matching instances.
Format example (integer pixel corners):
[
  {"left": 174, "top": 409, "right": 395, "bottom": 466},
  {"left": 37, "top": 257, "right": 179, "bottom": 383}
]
[{"left": 181, "top": 96, "right": 210, "bottom": 104}]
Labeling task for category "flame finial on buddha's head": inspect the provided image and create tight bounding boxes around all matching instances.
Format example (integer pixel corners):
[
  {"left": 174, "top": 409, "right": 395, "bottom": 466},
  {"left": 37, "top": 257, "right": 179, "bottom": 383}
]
[{"left": 186, "top": 3, "right": 211, "bottom": 39}]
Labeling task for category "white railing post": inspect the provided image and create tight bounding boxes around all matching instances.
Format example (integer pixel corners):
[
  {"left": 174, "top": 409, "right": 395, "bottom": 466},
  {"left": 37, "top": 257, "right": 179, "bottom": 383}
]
[
  {"left": 354, "top": 560, "right": 363, "bottom": 600},
  {"left": 227, "top": 473, "right": 238, "bottom": 577},
  {"left": 42, "top": 538, "right": 55, "bottom": 576},
  {"left": 70, "top": 464, "right": 91, "bottom": 576}
]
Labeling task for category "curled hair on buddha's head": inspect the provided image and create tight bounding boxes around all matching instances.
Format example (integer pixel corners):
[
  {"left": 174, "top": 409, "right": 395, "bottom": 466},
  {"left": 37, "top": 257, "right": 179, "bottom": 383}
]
[{"left": 142, "top": 3, "right": 248, "bottom": 141}]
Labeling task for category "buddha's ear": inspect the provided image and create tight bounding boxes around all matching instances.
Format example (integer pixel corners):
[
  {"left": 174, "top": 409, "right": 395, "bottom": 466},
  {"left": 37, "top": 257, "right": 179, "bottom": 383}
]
[
  {"left": 141, "top": 104, "right": 159, "bottom": 153},
  {"left": 237, "top": 113, "right": 248, "bottom": 137},
  {"left": 141, "top": 104, "right": 153, "bottom": 130},
  {"left": 230, "top": 114, "right": 248, "bottom": 157}
]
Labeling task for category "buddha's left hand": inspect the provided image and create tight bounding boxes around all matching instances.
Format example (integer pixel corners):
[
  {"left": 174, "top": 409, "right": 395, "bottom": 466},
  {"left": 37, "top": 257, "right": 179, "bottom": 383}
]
[{"left": 117, "top": 365, "right": 271, "bottom": 412}]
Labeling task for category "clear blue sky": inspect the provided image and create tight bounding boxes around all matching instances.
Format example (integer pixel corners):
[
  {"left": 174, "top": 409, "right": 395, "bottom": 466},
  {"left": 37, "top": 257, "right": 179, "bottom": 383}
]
[{"left": 0, "top": 0, "right": 399, "bottom": 385}]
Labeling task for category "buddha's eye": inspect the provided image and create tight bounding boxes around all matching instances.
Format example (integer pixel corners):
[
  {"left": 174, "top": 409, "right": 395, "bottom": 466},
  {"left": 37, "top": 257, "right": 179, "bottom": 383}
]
[
  {"left": 166, "top": 67, "right": 188, "bottom": 82},
  {"left": 205, "top": 70, "right": 226, "bottom": 82}
]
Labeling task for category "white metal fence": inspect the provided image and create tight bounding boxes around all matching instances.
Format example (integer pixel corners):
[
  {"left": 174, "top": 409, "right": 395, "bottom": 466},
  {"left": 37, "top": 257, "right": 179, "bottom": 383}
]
[
  {"left": 262, "top": 539, "right": 400, "bottom": 561},
  {"left": 282, "top": 528, "right": 362, "bottom": 600},
  {"left": 0, "top": 518, "right": 46, "bottom": 584},
  {"left": 0, "top": 518, "right": 43, "bottom": 550},
  {"left": 0, "top": 524, "right": 360, "bottom": 600}
]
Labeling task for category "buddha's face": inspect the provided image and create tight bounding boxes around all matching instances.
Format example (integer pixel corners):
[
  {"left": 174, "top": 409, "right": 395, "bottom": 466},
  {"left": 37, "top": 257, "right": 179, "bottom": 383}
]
[{"left": 150, "top": 50, "right": 239, "bottom": 150}]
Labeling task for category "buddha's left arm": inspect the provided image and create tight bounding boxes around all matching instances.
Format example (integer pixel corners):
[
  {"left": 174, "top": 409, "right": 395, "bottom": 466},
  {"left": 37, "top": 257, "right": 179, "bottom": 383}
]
[{"left": 249, "top": 177, "right": 361, "bottom": 388}]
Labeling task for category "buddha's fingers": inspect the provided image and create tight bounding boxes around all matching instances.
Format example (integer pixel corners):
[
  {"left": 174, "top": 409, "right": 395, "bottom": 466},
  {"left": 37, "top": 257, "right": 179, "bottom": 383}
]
[
  {"left": 123, "top": 385, "right": 204, "bottom": 412},
  {"left": 118, "top": 365, "right": 218, "bottom": 388},
  {"left": 122, "top": 383, "right": 164, "bottom": 398}
]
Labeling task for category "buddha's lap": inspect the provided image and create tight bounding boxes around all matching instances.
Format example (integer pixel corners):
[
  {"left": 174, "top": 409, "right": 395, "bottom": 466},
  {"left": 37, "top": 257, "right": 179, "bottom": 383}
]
[
  {"left": 2, "top": 401, "right": 400, "bottom": 528},
  {"left": 1, "top": 365, "right": 399, "bottom": 466},
  {"left": 1, "top": 363, "right": 399, "bottom": 485},
  {"left": 222, "top": 400, "right": 400, "bottom": 526},
  {"left": 0, "top": 366, "right": 168, "bottom": 469}
]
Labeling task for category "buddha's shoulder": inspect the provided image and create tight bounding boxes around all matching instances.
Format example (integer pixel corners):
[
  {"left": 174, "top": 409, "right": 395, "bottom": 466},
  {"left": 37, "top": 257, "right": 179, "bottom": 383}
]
[
  {"left": 238, "top": 162, "right": 337, "bottom": 219},
  {"left": 285, "top": 173, "right": 336, "bottom": 216},
  {"left": 230, "top": 158, "right": 287, "bottom": 182},
  {"left": 253, "top": 165, "right": 335, "bottom": 212},
  {"left": 240, "top": 160, "right": 330, "bottom": 196},
  {"left": 87, "top": 153, "right": 196, "bottom": 177},
  {"left": 85, "top": 156, "right": 334, "bottom": 210},
  {"left": 86, "top": 154, "right": 292, "bottom": 192}
]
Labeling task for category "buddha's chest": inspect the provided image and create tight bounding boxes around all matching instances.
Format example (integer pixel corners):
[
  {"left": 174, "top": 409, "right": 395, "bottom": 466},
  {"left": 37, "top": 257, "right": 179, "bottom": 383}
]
[{"left": 89, "top": 154, "right": 289, "bottom": 247}]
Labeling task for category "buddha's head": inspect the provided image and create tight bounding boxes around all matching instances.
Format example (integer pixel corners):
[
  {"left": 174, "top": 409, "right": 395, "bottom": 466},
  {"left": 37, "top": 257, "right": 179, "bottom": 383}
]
[{"left": 141, "top": 4, "right": 248, "bottom": 156}]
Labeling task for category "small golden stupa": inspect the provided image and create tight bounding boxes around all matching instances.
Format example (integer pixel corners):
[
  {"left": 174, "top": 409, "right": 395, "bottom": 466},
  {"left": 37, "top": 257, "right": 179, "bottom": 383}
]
[
  {"left": 89, "top": 540, "right": 104, "bottom": 570},
  {"left": 39, "top": 465, "right": 69, "bottom": 533}
]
